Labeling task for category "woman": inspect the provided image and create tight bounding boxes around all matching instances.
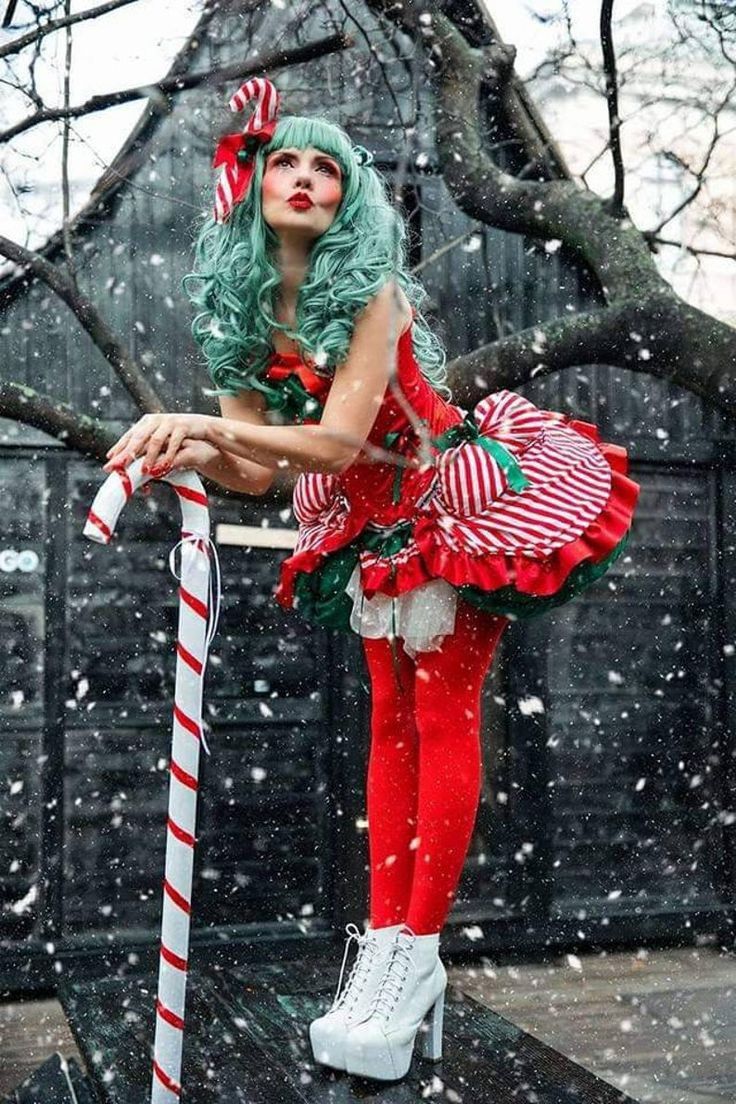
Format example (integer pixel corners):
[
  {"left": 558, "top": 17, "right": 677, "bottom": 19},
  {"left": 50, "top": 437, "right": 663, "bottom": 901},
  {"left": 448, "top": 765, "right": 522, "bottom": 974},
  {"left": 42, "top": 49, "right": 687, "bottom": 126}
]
[{"left": 103, "top": 78, "right": 640, "bottom": 1082}]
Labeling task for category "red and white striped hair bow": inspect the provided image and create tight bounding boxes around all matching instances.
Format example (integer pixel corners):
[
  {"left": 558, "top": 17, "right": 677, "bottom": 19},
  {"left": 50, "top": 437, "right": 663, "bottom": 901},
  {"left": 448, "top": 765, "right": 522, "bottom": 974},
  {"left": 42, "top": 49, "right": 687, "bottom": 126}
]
[{"left": 211, "top": 77, "right": 281, "bottom": 224}]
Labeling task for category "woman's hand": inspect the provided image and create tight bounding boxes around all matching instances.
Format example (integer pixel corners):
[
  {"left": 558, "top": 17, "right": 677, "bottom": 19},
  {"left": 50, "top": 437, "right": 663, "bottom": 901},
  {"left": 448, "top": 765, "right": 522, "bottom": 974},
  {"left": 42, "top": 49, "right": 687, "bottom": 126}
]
[
  {"left": 103, "top": 413, "right": 214, "bottom": 475},
  {"left": 156, "top": 438, "right": 221, "bottom": 475}
]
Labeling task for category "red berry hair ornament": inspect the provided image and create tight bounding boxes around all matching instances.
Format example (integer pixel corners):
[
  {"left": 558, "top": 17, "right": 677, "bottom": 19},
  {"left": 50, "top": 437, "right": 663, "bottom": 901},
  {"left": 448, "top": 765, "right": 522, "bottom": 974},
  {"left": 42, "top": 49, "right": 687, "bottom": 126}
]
[{"left": 211, "top": 77, "right": 282, "bottom": 224}]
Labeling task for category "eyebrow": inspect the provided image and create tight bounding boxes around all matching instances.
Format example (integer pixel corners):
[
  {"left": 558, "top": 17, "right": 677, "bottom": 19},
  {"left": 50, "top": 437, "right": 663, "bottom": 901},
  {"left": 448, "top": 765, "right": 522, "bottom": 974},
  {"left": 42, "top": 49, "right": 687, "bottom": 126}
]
[{"left": 269, "top": 149, "right": 341, "bottom": 169}]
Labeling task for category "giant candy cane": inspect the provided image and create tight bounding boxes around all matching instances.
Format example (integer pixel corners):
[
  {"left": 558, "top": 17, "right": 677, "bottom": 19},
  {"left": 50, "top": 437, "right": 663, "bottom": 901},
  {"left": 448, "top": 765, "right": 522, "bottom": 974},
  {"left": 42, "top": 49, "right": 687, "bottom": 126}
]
[{"left": 83, "top": 457, "right": 221, "bottom": 1102}]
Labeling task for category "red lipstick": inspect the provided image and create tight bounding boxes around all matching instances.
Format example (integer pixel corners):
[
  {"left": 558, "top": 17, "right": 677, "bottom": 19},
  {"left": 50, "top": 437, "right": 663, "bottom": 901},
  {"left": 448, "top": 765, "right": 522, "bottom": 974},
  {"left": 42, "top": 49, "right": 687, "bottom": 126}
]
[{"left": 288, "top": 192, "right": 314, "bottom": 209}]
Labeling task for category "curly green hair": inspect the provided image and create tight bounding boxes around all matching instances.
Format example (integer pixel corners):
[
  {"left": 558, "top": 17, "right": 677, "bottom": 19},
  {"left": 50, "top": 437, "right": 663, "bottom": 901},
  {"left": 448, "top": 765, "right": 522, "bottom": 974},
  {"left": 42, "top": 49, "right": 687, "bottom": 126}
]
[{"left": 181, "top": 113, "right": 450, "bottom": 405}]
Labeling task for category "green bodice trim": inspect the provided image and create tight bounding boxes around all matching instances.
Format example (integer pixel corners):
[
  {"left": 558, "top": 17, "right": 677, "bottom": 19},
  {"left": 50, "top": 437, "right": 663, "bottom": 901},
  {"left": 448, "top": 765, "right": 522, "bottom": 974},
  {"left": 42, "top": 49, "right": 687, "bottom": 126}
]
[{"left": 243, "top": 370, "right": 326, "bottom": 424}]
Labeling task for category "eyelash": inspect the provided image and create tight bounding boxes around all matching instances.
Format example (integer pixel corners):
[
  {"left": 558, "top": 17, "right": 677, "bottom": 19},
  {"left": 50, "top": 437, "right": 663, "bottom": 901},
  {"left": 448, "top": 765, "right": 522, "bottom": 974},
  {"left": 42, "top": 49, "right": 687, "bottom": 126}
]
[{"left": 274, "top": 155, "right": 337, "bottom": 176}]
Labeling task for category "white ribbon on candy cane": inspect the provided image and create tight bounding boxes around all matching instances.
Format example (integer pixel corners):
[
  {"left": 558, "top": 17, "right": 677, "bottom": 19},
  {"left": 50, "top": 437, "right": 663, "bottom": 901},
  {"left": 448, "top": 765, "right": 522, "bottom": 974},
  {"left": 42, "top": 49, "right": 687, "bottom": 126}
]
[{"left": 167, "top": 533, "right": 222, "bottom": 758}]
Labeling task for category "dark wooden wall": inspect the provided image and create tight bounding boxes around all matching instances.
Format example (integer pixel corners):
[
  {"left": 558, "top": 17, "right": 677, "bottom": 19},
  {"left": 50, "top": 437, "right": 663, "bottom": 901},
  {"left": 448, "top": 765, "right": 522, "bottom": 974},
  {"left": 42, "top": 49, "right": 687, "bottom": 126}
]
[{"left": 1, "top": 0, "right": 734, "bottom": 992}]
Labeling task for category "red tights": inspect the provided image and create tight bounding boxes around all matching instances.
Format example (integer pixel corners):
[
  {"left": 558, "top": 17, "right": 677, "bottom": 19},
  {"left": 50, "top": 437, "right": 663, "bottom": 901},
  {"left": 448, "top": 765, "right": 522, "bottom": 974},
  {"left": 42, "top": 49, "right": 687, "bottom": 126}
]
[{"left": 362, "top": 600, "right": 509, "bottom": 936}]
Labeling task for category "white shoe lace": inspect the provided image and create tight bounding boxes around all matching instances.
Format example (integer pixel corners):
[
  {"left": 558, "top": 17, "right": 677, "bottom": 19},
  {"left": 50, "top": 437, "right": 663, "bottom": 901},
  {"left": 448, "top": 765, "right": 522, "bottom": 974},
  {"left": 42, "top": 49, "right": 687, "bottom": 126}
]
[
  {"left": 365, "top": 935, "right": 414, "bottom": 1020},
  {"left": 331, "top": 922, "right": 380, "bottom": 1014}
]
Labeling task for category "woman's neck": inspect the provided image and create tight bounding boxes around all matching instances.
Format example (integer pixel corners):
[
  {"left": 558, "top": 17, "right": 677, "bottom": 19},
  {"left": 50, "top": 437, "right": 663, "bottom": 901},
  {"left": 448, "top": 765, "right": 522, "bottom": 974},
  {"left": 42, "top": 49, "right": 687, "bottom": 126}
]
[{"left": 275, "top": 238, "right": 309, "bottom": 303}]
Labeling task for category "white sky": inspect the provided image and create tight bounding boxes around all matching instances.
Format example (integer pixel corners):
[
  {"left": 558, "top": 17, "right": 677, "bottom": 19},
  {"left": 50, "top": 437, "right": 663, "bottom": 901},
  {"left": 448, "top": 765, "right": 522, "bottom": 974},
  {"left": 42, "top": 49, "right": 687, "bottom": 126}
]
[
  {"left": 0, "top": 0, "right": 201, "bottom": 247},
  {"left": 485, "top": 0, "right": 646, "bottom": 71}
]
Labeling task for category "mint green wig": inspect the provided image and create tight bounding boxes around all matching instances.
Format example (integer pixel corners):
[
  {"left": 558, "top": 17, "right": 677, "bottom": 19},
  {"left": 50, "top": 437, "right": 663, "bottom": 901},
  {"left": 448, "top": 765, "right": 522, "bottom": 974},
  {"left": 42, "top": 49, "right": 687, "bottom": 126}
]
[{"left": 182, "top": 114, "right": 451, "bottom": 404}]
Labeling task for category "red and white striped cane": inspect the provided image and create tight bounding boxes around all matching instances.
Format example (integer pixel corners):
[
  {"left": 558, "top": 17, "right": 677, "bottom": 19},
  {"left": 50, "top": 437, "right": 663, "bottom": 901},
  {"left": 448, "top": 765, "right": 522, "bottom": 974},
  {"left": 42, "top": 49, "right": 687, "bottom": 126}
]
[{"left": 83, "top": 457, "right": 221, "bottom": 1102}]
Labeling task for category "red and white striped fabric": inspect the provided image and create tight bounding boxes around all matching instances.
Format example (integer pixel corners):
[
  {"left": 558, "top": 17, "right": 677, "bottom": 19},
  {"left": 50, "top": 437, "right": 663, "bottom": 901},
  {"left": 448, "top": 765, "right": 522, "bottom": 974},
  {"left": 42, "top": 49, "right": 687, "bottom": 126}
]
[
  {"left": 432, "top": 389, "right": 611, "bottom": 555},
  {"left": 436, "top": 390, "right": 567, "bottom": 516},
  {"left": 293, "top": 470, "right": 338, "bottom": 524},
  {"left": 84, "top": 458, "right": 220, "bottom": 1103},
  {"left": 212, "top": 77, "right": 281, "bottom": 224},
  {"left": 288, "top": 389, "right": 613, "bottom": 562},
  {"left": 293, "top": 474, "right": 351, "bottom": 555},
  {"left": 432, "top": 432, "right": 612, "bottom": 558}
]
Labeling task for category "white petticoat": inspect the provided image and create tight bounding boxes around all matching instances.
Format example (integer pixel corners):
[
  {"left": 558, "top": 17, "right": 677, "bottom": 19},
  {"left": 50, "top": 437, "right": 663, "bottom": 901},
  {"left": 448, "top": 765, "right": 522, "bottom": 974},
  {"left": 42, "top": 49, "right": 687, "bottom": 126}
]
[{"left": 345, "top": 563, "right": 457, "bottom": 659}]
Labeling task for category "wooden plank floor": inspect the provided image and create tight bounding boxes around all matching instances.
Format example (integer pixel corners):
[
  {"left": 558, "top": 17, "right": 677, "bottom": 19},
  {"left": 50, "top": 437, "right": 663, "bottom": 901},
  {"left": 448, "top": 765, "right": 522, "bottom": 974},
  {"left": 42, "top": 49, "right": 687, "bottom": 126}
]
[
  {"left": 0, "top": 998, "right": 83, "bottom": 1098},
  {"left": 1, "top": 944, "right": 734, "bottom": 1101},
  {"left": 448, "top": 941, "right": 736, "bottom": 1104}
]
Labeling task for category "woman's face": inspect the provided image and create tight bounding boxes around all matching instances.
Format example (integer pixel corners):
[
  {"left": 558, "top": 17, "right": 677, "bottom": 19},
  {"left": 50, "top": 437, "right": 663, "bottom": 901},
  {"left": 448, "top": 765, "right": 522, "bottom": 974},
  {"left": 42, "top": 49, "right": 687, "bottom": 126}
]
[{"left": 261, "top": 145, "right": 343, "bottom": 244}]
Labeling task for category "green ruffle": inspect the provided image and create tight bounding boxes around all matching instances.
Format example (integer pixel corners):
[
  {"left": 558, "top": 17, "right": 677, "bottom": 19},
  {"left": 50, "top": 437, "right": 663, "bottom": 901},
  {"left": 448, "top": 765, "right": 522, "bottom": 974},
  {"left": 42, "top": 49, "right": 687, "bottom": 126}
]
[
  {"left": 458, "top": 530, "right": 631, "bottom": 620},
  {"left": 293, "top": 543, "right": 359, "bottom": 630},
  {"left": 292, "top": 526, "right": 632, "bottom": 632},
  {"left": 292, "top": 523, "right": 413, "bottom": 630}
]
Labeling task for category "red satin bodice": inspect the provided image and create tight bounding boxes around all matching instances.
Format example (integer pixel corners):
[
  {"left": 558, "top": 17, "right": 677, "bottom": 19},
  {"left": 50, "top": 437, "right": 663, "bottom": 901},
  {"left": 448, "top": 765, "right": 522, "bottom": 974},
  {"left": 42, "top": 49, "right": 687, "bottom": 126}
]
[{"left": 338, "top": 322, "right": 461, "bottom": 525}]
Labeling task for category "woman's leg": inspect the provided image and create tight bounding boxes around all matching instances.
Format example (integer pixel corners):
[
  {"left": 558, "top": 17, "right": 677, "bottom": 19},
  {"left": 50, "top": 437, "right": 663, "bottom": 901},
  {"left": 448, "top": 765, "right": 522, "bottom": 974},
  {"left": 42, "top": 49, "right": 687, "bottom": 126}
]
[
  {"left": 362, "top": 636, "right": 420, "bottom": 929},
  {"left": 404, "top": 602, "right": 509, "bottom": 935}
]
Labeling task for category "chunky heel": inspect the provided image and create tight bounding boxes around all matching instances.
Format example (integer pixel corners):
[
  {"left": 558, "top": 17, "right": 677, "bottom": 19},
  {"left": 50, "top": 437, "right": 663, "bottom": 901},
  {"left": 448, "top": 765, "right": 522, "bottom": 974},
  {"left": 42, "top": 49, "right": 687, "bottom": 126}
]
[{"left": 419, "top": 987, "right": 445, "bottom": 1061}]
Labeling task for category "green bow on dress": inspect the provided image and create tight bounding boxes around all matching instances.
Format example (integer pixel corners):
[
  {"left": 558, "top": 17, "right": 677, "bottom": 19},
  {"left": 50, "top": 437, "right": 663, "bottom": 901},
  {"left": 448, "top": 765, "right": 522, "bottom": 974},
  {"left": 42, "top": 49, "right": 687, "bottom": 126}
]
[
  {"left": 431, "top": 413, "right": 531, "bottom": 493},
  {"left": 383, "top": 413, "right": 531, "bottom": 505}
]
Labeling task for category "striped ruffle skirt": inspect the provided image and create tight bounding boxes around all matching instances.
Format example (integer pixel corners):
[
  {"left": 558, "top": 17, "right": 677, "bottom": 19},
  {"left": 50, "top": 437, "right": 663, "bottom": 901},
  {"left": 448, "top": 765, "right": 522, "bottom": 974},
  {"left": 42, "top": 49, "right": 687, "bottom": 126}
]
[{"left": 275, "top": 390, "right": 641, "bottom": 639}]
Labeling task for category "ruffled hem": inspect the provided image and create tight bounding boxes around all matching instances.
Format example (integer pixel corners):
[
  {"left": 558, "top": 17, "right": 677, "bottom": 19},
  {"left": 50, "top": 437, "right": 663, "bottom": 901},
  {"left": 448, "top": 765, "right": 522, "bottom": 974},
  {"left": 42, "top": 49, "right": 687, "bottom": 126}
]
[
  {"left": 276, "top": 418, "right": 640, "bottom": 611},
  {"left": 345, "top": 565, "right": 458, "bottom": 657},
  {"left": 275, "top": 512, "right": 361, "bottom": 609}
]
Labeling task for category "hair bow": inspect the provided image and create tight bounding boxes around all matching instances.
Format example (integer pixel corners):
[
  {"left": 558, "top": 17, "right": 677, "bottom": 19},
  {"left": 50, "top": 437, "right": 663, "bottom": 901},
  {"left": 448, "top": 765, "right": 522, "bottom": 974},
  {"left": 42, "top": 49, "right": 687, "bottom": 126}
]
[
  {"left": 352, "top": 144, "right": 374, "bottom": 167},
  {"left": 212, "top": 77, "right": 281, "bottom": 224}
]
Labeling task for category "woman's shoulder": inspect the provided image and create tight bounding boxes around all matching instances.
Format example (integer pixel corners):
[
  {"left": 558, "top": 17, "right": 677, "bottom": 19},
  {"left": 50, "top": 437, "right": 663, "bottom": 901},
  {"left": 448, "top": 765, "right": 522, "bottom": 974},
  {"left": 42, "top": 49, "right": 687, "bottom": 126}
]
[{"left": 358, "top": 280, "right": 413, "bottom": 336}]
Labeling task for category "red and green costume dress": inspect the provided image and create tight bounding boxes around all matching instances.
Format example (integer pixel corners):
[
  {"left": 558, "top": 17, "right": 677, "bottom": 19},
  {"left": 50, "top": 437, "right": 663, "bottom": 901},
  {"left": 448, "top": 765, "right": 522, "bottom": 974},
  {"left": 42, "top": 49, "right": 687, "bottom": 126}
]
[{"left": 253, "top": 312, "right": 640, "bottom": 655}]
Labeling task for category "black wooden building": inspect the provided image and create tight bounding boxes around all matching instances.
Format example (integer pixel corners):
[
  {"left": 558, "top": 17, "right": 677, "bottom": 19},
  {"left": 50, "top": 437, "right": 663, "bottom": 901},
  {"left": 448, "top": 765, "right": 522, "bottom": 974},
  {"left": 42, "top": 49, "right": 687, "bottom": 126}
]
[{"left": 1, "top": 0, "right": 734, "bottom": 998}]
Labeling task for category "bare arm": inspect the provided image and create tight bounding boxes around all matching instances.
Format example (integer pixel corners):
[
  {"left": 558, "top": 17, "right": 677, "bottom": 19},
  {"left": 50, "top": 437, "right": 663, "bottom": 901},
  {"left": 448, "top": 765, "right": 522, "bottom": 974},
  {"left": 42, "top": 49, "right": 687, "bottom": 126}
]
[
  {"left": 195, "top": 447, "right": 275, "bottom": 496},
  {"left": 196, "top": 391, "right": 277, "bottom": 495},
  {"left": 103, "top": 282, "right": 413, "bottom": 478}
]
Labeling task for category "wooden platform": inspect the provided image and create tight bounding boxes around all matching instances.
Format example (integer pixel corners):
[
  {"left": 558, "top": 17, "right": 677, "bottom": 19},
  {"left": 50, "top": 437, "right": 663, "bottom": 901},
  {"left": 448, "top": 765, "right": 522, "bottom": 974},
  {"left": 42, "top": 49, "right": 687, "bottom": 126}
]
[
  {"left": 7, "top": 945, "right": 735, "bottom": 1101},
  {"left": 0, "top": 997, "right": 85, "bottom": 1100},
  {"left": 53, "top": 959, "right": 639, "bottom": 1103},
  {"left": 451, "top": 941, "right": 736, "bottom": 1104}
]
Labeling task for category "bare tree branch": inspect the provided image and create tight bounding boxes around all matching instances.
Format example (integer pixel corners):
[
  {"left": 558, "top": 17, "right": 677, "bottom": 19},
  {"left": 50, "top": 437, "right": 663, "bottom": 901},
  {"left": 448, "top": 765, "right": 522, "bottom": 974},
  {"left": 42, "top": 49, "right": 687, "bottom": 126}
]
[
  {"left": 648, "top": 77, "right": 736, "bottom": 236},
  {"left": 446, "top": 294, "right": 736, "bottom": 414},
  {"left": 360, "top": 0, "right": 736, "bottom": 412},
  {"left": 1, "top": 32, "right": 354, "bottom": 144},
  {"left": 61, "top": 0, "right": 76, "bottom": 281},
  {"left": 649, "top": 234, "right": 736, "bottom": 259},
  {"left": 600, "top": 0, "right": 625, "bottom": 216},
  {"left": 0, "top": 378, "right": 295, "bottom": 506},
  {"left": 0, "top": 379, "right": 116, "bottom": 459},
  {"left": 0, "top": 232, "right": 165, "bottom": 412}
]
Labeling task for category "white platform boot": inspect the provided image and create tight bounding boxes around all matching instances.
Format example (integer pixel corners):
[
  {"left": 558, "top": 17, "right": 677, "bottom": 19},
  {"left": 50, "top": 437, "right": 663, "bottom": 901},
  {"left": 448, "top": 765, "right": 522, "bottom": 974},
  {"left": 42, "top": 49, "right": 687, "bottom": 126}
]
[
  {"left": 309, "top": 921, "right": 403, "bottom": 1070},
  {"left": 344, "top": 924, "right": 447, "bottom": 1080}
]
